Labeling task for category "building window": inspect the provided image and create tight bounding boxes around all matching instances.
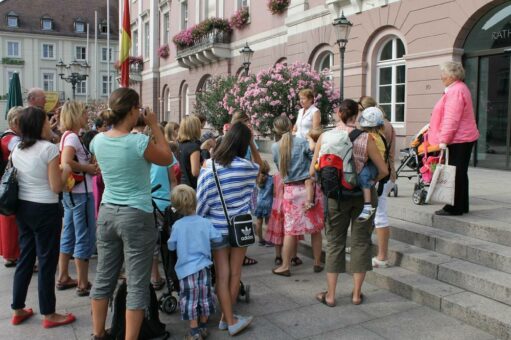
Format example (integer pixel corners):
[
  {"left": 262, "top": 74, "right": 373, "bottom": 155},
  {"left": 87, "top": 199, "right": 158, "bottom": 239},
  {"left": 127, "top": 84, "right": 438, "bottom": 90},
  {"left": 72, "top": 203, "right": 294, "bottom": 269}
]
[
  {"left": 199, "top": 0, "right": 209, "bottom": 21},
  {"left": 101, "top": 75, "right": 112, "bottom": 96},
  {"left": 376, "top": 37, "right": 406, "bottom": 123},
  {"left": 75, "top": 46, "right": 87, "bottom": 60},
  {"left": 7, "top": 12, "right": 18, "bottom": 28},
  {"left": 75, "top": 21, "right": 85, "bottom": 33},
  {"left": 42, "top": 72, "right": 55, "bottom": 91},
  {"left": 101, "top": 47, "right": 112, "bottom": 62},
  {"left": 237, "top": 0, "right": 249, "bottom": 9},
  {"left": 76, "top": 80, "right": 87, "bottom": 95},
  {"left": 7, "top": 41, "right": 20, "bottom": 57},
  {"left": 180, "top": 83, "right": 189, "bottom": 117},
  {"left": 132, "top": 29, "right": 139, "bottom": 55},
  {"left": 41, "top": 17, "right": 53, "bottom": 30},
  {"left": 181, "top": 0, "right": 188, "bottom": 30},
  {"left": 163, "top": 12, "right": 170, "bottom": 44},
  {"left": 99, "top": 21, "right": 108, "bottom": 34},
  {"left": 314, "top": 51, "right": 334, "bottom": 80},
  {"left": 144, "top": 21, "right": 150, "bottom": 59},
  {"left": 42, "top": 43, "right": 55, "bottom": 59}
]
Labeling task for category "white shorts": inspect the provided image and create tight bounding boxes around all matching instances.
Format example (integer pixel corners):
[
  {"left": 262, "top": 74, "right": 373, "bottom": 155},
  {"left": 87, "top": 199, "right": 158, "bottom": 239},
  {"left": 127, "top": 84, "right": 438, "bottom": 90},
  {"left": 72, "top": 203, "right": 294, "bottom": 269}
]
[{"left": 374, "top": 181, "right": 395, "bottom": 228}]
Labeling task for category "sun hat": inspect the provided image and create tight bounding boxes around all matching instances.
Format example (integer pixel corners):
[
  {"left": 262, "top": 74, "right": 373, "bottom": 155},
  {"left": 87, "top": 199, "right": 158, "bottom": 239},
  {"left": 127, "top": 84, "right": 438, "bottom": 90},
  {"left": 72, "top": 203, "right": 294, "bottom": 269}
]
[{"left": 359, "top": 106, "right": 385, "bottom": 128}]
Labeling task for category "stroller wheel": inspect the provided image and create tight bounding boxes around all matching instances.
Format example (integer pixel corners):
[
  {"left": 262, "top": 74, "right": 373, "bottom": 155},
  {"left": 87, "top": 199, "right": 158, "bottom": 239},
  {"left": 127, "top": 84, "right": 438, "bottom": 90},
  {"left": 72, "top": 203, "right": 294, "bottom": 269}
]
[
  {"left": 413, "top": 189, "right": 425, "bottom": 205},
  {"left": 393, "top": 185, "right": 398, "bottom": 197},
  {"left": 244, "top": 284, "right": 250, "bottom": 303},
  {"left": 159, "top": 294, "right": 178, "bottom": 314}
]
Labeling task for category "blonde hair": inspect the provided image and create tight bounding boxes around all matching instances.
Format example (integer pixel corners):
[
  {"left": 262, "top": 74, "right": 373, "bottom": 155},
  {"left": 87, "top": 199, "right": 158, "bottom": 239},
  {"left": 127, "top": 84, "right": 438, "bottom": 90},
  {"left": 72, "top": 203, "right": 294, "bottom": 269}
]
[
  {"left": 273, "top": 115, "right": 293, "bottom": 178},
  {"left": 177, "top": 115, "right": 201, "bottom": 142},
  {"left": 165, "top": 121, "right": 179, "bottom": 142},
  {"left": 171, "top": 184, "right": 197, "bottom": 216},
  {"left": 7, "top": 106, "right": 23, "bottom": 129},
  {"left": 231, "top": 111, "right": 249, "bottom": 124},
  {"left": 440, "top": 61, "right": 465, "bottom": 81},
  {"left": 60, "top": 101, "right": 86, "bottom": 131},
  {"left": 358, "top": 96, "right": 388, "bottom": 120},
  {"left": 299, "top": 88, "right": 314, "bottom": 101},
  {"left": 307, "top": 127, "right": 323, "bottom": 142}
]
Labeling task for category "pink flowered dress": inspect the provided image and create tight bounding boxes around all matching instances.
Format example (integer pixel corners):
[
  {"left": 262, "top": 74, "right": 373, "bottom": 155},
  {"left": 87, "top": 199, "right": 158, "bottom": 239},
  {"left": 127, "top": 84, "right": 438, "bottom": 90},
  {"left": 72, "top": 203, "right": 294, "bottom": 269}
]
[{"left": 282, "top": 182, "right": 324, "bottom": 236}]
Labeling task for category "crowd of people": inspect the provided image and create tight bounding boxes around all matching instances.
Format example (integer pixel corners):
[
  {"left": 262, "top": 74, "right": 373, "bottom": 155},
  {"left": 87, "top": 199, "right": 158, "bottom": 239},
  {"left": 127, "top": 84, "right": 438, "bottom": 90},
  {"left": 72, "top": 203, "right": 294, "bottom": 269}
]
[{"left": 0, "top": 61, "right": 479, "bottom": 340}]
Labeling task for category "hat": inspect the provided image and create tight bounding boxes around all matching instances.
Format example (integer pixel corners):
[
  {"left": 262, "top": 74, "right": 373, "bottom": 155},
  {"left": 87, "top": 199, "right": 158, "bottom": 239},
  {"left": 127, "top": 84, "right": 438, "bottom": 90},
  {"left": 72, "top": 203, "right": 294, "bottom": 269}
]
[
  {"left": 200, "top": 130, "right": 216, "bottom": 143},
  {"left": 359, "top": 107, "right": 385, "bottom": 128}
]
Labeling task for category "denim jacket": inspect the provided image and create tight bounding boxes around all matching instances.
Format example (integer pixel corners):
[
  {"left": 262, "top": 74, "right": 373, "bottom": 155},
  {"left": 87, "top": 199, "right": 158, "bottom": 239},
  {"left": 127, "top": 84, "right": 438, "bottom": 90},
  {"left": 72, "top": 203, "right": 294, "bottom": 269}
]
[{"left": 272, "top": 137, "right": 312, "bottom": 184}]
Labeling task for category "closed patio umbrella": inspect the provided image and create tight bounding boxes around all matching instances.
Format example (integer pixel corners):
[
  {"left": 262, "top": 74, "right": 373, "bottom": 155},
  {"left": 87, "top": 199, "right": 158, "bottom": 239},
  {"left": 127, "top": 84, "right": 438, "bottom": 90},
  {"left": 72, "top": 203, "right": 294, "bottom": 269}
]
[{"left": 4, "top": 72, "right": 23, "bottom": 119}]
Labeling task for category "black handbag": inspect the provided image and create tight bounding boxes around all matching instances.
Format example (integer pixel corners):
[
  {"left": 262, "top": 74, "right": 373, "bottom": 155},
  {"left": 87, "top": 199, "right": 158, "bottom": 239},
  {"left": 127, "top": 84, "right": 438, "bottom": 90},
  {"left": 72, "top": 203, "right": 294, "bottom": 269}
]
[
  {"left": 212, "top": 161, "right": 255, "bottom": 248},
  {"left": 0, "top": 157, "right": 19, "bottom": 216}
]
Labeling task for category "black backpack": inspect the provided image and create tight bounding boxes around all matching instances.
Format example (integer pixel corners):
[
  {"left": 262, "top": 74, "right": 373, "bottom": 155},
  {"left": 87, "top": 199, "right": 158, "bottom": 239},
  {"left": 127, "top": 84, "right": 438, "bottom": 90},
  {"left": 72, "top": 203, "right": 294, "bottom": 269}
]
[
  {"left": 0, "top": 131, "right": 16, "bottom": 176},
  {"left": 110, "top": 281, "right": 169, "bottom": 340}
]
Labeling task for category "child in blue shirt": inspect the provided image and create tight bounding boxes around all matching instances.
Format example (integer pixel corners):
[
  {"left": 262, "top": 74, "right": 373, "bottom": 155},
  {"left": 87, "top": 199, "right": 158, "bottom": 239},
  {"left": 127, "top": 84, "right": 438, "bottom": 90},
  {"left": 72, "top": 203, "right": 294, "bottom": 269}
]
[
  {"left": 254, "top": 161, "right": 274, "bottom": 246},
  {"left": 168, "top": 185, "right": 223, "bottom": 340}
]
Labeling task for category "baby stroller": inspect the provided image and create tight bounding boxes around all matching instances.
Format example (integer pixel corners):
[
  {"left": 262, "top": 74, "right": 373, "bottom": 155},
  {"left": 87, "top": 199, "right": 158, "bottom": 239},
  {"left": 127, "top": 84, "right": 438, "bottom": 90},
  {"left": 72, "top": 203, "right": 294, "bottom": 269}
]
[{"left": 395, "top": 124, "right": 441, "bottom": 205}]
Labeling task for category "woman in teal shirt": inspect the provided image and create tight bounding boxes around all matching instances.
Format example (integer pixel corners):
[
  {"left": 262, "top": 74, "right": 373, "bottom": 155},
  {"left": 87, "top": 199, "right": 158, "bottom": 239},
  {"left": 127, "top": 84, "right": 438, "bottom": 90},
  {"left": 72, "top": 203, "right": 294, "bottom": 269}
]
[{"left": 89, "top": 88, "right": 172, "bottom": 340}]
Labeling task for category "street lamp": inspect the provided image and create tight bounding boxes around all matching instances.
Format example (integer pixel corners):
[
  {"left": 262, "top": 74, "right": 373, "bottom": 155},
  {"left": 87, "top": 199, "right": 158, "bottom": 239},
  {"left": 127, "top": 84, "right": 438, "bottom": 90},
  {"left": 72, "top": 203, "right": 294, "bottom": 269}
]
[
  {"left": 240, "top": 42, "right": 254, "bottom": 76},
  {"left": 56, "top": 59, "right": 90, "bottom": 99},
  {"left": 332, "top": 12, "right": 352, "bottom": 101}
]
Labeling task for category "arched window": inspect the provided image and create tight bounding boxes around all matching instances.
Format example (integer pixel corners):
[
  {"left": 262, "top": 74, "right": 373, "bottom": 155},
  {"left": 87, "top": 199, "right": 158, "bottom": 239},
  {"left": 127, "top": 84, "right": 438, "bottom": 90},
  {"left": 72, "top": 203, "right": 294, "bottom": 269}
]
[
  {"left": 162, "top": 85, "right": 170, "bottom": 121},
  {"left": 197, "top": 74, "right": 212, "bottom": 92},
  {"left": 274, "top": 57, "right": 287, "bottom": 67},
  {"left": 376, "top": 37, "right": 406, "bottom": 123},
  {"left": 314, "top": 51, "right": 334, "bottom": 79},
  {"left": 180, "top": 82, "right": 189, "bottom": 118}
]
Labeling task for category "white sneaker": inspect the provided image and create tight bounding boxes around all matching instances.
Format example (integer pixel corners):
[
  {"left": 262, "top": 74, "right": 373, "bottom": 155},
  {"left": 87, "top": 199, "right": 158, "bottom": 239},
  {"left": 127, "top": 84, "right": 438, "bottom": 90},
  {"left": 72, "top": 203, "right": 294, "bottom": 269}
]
[
  {"left": 372, "top": 257, "right": 389, "bottom": 268},
  {"left": 356, "top": 206, "right": 376, "bottom": 222}
]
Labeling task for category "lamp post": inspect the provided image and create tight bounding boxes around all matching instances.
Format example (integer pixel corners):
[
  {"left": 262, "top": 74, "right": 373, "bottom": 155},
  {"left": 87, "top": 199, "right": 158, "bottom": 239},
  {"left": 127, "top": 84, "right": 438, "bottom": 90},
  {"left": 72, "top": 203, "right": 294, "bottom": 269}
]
[
  {"left": 56, "top": 59, "right": 91, "bottom": 99},
  {"left": 332, "top": 12, "right": 352, "bottom": 101},
  {"left": 239, "top": 42, "right": 254, "bottom": 76}
]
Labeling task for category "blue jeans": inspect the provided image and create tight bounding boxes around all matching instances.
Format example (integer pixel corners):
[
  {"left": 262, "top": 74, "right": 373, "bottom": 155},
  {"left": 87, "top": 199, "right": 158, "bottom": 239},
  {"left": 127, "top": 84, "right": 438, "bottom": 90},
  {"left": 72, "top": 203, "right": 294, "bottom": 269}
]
[
  {"left": 61, "top": 192, "right": 96, "bottom": 259},
  {"left": 358, "top": 162, "right": 378, "bottom": 190}
]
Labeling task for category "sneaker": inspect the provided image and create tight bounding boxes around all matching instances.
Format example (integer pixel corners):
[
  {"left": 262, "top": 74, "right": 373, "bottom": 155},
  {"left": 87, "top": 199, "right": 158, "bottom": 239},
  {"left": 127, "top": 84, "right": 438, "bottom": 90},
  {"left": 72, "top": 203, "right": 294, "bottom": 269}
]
[
  {"left": 345, "top": 247, "right": 351, "bottom": 254},
  {"left": 218, "top": 314, "right": 240, "bottom": 330},
  {"left": 372, "top": 257, "right": 389, "bottom": 268},
  {"left": 356, "top": 206, "right": 375, "bottom": 222},
  {"left": 184, "top": 330, "right": 203, "bottom": 340},
  {"left": 228, "top": 316, "right": 253, "bottom": 336}
]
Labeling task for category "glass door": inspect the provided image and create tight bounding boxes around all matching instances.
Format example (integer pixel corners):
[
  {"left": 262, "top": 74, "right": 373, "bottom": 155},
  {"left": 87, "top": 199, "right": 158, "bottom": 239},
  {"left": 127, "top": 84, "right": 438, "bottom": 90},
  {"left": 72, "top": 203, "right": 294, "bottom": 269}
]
[{"left": 473, "top": 54, "right": 511, "bottom": 169}]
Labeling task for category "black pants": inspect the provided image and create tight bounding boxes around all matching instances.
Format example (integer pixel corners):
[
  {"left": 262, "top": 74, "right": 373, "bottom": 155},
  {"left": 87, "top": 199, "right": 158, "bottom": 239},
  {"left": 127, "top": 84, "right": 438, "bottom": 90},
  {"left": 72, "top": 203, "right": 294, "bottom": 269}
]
[
  {"left": 443, "top": 142, "right": 474, "bottom": 214},
  {"left": 12, "top": 200, "right": 60, "bottom": 315}
]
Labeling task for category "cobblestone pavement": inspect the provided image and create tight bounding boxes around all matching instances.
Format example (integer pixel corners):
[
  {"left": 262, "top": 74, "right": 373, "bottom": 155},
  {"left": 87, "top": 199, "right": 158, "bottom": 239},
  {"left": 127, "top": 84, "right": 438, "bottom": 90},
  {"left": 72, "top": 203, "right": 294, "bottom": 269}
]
[{"left": 0, "top": 243, "right": 495, "bottom": 340}]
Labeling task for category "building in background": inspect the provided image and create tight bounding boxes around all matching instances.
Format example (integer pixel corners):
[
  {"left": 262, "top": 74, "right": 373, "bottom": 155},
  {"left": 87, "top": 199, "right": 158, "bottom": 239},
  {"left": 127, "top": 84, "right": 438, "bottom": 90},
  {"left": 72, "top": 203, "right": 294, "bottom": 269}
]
[
  {"left": 132, "top": 0, "right": 510, "bottom": 169},
  {"left": 0, "top": 0, "right": 119, "bottom": 105}
]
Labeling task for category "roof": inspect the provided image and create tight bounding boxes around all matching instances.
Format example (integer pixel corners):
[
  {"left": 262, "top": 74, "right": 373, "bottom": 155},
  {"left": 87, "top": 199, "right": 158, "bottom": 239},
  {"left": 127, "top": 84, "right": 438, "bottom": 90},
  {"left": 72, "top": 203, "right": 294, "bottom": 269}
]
[{"left": 0, "top": 0, "right": 119, "bottom": 40}]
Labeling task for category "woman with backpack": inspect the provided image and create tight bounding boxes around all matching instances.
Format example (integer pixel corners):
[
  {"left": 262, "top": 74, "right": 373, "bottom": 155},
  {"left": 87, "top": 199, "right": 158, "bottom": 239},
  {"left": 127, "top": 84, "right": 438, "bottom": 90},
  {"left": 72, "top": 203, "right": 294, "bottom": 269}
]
[
  {"left": 310, "top": 99, "right": 388, "bottom": 307},
  {"left": 0, "top": 106, "right": 22, "bottom": 267},
  {"left": 57, "top": 101, "right": 99, "bottom": 297},
  {"left": 271, "top": 116, "right": 324, "bottom": 277},
  {"left": 89, "top": 88, "right": 172, "bottom": 340}
]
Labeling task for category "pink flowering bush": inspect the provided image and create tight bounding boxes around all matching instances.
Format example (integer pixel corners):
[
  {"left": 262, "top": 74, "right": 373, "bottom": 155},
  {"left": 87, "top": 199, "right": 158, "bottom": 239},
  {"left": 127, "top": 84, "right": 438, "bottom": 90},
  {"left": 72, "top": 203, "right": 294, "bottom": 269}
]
[
  {"left": 158, "top": 44, "right": 170, "bottom": 59},
  {"left": 267, "top": 0, "right": 290, "bottom": 15},
  {"left": 230, "top": 7, "right": 250, "bottom": 30},
  {"left": 224, "top": 61, "right": 339, "bottom": 136}
]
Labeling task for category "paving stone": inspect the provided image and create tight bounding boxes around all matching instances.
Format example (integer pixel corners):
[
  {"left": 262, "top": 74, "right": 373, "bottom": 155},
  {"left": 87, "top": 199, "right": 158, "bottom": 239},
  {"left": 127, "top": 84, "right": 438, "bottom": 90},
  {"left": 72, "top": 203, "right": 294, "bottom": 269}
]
[
  {"left": 362, "top": 306, "right": 496, "bottom": 340},
  {"left": 307, "top": 325, "right": 385, "bottom": 340}
]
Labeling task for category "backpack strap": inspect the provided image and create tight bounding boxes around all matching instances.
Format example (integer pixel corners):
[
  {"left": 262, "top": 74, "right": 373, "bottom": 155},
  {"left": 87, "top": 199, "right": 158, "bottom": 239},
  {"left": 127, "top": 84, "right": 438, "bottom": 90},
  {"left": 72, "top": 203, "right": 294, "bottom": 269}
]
[
  {"left": 348, "top": 129, "right": 365, "bottom": 142},
  {"left": 211, "top": 160, "right": 231, "bottom": 227},
  {"left": 378, "top": 132, "right": 390, "bottom": 163}
]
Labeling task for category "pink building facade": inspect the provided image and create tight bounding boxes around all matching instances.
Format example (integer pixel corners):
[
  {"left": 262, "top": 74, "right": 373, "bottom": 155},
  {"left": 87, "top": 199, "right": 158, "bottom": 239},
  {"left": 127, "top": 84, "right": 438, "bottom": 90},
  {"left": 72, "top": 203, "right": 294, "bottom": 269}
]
[{"left": 127, "top": 0, "right": 511, "bottom": 169}]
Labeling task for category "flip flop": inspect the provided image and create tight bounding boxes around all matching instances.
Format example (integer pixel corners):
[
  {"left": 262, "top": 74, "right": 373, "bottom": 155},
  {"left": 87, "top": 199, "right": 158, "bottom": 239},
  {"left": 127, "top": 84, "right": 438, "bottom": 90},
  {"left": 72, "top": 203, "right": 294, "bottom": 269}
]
[
  {"left": 352, "top": 293, "right": 364, "bottom": 305},
  {"left": 291, "top": 256, "right": 303, "bottom": 266},
  {"left": 56, "top": 278, "right": 77, "bottom": 291},
  {"left": 242, "top": 256, "right": 258, "bottom": 266},
  {"left": 316, "top": 291, "right": 336, "bottom": 307},
  {"left": 11, "top": 308, "right": 34, "bottom": 325},
  {"left": 274, "top": 256, "right": 283, "bottom": 266}
]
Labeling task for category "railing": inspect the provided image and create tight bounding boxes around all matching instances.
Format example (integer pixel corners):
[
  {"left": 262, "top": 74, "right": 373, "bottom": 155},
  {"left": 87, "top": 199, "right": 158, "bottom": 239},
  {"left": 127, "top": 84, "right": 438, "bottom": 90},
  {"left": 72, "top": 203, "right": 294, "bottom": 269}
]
[{"left": 176, "top": 29, "right": 231, "bottom": 59}]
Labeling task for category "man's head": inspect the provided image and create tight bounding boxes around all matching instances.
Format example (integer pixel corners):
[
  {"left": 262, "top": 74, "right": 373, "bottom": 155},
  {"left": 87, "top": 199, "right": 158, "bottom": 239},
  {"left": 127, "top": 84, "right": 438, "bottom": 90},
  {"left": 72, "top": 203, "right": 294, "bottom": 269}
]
[{"left": 27, "top": 88, "right": 46, "bottom": 110}]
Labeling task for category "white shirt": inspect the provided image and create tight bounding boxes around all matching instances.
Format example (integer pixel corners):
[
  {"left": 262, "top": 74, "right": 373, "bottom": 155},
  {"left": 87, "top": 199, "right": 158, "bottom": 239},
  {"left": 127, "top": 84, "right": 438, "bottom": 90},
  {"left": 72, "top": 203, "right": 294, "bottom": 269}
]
[
  {"left": 295, "top": 104, "right": 318, "bottom": 140},
  {"left": 12, "top": 140, "right": 60, "bottom": 204},
  {"left": 60, "top": 131, "right": 93, "bottom": 193}
]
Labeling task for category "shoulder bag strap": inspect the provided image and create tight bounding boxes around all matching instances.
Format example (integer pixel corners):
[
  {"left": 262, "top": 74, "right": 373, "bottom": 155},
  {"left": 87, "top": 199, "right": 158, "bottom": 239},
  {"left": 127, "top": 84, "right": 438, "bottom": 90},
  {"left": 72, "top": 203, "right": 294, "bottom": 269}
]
[{"left": 211, "top": 161, "right": 231, "bottom": 227}]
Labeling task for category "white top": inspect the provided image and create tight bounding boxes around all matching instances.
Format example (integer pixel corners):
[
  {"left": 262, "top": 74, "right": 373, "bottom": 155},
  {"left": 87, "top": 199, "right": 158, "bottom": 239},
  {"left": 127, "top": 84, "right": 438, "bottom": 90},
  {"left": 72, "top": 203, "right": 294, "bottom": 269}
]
[
  {"left": 60, "top": 131, "right": 93, "bottom": 193},
  {"left": 295, "top": 104, "right": 318, "bottom": 140},
  {"left": 12, "top": 140, "right": 60, "bottom": 204}
]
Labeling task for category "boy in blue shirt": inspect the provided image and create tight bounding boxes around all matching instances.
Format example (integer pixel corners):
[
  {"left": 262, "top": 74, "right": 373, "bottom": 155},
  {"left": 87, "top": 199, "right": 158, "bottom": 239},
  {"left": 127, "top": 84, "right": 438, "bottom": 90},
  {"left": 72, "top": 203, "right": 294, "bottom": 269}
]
[{"left": 168, "top": 185, "right": 223, "bottom": 340}]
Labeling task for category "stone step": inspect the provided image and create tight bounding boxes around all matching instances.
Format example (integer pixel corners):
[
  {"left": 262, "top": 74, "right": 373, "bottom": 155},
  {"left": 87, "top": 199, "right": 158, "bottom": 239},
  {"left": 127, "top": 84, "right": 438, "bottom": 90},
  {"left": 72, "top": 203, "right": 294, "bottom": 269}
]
[
  {"left": 388, "top": 203, "right": 511, "bottom": 247},
  {"left": 388, "top": 217, "right": 511, "bottom": 275}
]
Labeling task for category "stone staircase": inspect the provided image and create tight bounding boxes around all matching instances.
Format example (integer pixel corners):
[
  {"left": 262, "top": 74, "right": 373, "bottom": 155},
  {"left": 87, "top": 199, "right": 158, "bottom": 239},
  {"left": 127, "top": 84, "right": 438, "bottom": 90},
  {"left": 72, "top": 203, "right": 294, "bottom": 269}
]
[{"left": 363, "top": 203, "right": 511, "bottom": 340}]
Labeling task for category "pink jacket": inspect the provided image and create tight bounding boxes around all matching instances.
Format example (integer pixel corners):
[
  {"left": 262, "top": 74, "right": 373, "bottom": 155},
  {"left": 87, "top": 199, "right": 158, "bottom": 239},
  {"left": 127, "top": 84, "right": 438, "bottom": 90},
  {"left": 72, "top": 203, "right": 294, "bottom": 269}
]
[{"left": 428, "top": 80, "right": 480, "bottom": 145}]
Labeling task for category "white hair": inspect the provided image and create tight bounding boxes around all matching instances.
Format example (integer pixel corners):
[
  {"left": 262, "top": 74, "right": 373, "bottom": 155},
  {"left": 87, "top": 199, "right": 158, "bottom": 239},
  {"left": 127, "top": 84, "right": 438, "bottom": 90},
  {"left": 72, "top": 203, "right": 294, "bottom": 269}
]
[{"left": 440, "top": 61, "right": 465, "bottom": 81}]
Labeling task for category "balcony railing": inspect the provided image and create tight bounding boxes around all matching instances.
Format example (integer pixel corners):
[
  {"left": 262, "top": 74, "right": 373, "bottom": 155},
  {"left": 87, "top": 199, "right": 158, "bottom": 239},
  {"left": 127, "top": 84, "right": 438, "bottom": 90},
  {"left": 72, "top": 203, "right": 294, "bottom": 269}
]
[{"left": 176, "top": 29, "right": 232, "bottom": 69}]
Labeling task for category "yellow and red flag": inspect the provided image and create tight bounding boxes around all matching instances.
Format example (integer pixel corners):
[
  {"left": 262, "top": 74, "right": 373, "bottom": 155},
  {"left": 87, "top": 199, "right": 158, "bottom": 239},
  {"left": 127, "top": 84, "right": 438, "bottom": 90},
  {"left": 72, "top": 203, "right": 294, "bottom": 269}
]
[{"left": 119, "top": 0, "right": 131, "bottom": 87}]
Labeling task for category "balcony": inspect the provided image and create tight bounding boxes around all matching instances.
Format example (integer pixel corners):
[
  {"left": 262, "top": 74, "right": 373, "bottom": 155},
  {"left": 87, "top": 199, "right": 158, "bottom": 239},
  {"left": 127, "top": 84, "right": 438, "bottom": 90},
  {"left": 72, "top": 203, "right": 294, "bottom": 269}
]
[{"left": 176, "top": 29, "right": 232, "bottom": 69}]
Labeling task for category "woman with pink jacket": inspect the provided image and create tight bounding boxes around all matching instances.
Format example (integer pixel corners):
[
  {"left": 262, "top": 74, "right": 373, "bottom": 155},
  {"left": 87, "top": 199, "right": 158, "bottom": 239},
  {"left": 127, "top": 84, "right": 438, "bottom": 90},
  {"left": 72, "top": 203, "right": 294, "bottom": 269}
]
[{"left": 428, "top": 61, "right": 480, "bottom": 216}]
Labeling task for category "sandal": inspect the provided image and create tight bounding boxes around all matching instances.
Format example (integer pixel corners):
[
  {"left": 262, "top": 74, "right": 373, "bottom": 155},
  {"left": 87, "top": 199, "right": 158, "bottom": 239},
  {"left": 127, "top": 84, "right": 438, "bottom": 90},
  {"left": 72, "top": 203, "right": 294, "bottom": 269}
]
[
  {"left": 151, "top": 278, "right": 165, "bottom": 291},
  {"left": 316, "top": 291, "right": 336, "bottom": 307},
  {"left": 242, "top": 256, "right": 258, "bottom": 266},
  {"left": 274, "top": 256, "right": 283, "bottom": 266},
  {"left": 291, "top": 256, "right": 303, "bottom": 266},
  {"left": 56, "top": 277, "right": 78, "bottom": 291},
  {"left": 4, "top": 259, "right": 16, "bottom": 268},
  {"left": 76, "top": 287, "right": 90, "bottom": 297}
]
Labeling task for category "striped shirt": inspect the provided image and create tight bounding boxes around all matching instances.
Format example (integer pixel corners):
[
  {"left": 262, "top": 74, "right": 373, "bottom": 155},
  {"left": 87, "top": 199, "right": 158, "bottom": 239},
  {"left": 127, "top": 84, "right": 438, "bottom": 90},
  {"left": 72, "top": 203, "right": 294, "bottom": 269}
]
[{"left": 196, "top": 157, "right": 259, "bottom": 235}]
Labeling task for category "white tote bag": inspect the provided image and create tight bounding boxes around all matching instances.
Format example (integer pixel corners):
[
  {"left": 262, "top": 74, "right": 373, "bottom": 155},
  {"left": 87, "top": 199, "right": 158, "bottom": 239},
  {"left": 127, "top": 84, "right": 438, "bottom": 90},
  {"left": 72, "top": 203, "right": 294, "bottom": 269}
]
[{"left": 425, "top": 149, "right": 456, "bottom": 205}]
